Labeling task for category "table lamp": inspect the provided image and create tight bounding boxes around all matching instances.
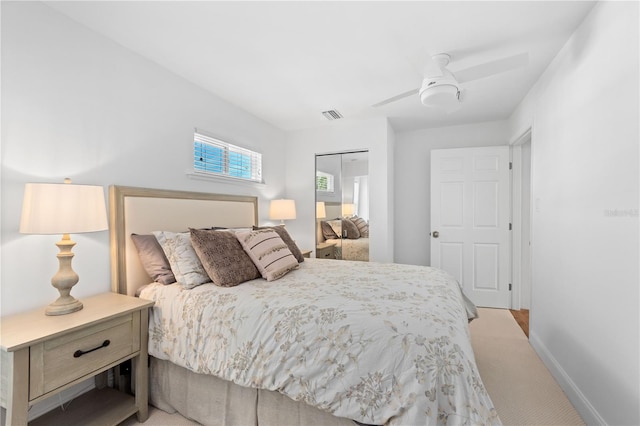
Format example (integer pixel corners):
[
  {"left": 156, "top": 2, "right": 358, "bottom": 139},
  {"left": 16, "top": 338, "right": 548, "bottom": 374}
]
[
  {"left": 342, "top": 203, "right": 355, "bottom": 217},
  {"left": 269, "top": 199, "right": 296, "bottom": 225},
  {"left": 316, "top": 202, "right": 326, "bottom": 219},
  {"left": 20, "top": 179, "right": 108, "bottom": 315}
]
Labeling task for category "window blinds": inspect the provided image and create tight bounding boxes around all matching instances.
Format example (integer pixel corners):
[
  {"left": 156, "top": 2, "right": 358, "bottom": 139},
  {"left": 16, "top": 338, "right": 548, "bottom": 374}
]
[{"left": 194, "top": 131, "right": 262, "bottom": 182}]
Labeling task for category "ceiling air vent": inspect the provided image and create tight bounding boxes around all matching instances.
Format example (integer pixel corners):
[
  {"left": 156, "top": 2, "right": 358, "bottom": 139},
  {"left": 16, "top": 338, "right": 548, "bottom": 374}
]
[{"left": 321, "top": 110, "right": 343, "bottom": 120}]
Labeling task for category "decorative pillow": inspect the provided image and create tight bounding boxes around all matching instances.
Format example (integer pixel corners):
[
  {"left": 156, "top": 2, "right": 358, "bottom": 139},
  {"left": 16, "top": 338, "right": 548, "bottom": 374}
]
[
  {"left": 189, "top": 228, "right": 260, "bottom": 287},
  {"left": 236, "top": 229, "right": 299, "bottom": 281},
  {"left": 321, "top": 221, "right": 339, "bottom": 240},
  {"left": 153, "top": 231, "right": 210, "bottom": 289},
  {"left": 350, "top": 216, "right": 369, "bottom": 237},
  {"left": 326, "top": 219, "right": 343, "bottom": 239},
  {"left": 252, "top": 225, "right": 304, "bottom": 263},
  {"left": 342, "top": 218, "right": 361, "bottom": 239},
  {"left": 130, "top": 234, "right": 176, "bottom": 284}
]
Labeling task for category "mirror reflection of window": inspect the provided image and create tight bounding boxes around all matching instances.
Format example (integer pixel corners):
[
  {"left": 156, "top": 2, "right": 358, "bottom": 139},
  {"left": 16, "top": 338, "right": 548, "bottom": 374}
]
[
  {"left": 316, "top": 171, "right": 334, "bottom": 192},
  {"left": 315, "top": 151, "right": 369, "bottom": 262}
]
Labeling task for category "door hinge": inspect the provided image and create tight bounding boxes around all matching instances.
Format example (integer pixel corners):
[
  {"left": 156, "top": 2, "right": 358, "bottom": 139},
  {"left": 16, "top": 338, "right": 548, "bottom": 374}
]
[
  {"left": 509, "top": 283, "right": 512, "bottom": 291},
  {"left": 509, "top": 162, "right": 512, "bottom": 170},
  {"left": 509, "top": 223, "right": 512, "bottom": 230}
]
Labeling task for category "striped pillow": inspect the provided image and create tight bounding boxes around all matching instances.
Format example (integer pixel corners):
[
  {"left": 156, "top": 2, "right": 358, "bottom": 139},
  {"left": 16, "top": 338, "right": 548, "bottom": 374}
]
[
  {"left": 236, "top": 229, "right": 299, "bottom": 281},
  {"left": 350, "top": 216, "right": 369, "bottom": 237}
]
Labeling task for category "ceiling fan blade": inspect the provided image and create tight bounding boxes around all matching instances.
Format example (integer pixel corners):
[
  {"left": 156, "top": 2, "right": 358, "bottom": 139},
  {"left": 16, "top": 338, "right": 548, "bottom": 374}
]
[
  {"left": 372, "top": 88, "right": 419, "bottom": 108},
  {"left": 455, "top": 52, "right": 529, "bottom": 83}
]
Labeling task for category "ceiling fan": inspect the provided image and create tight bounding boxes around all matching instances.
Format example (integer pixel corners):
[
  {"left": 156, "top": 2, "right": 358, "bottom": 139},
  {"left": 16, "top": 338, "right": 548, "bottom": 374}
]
[{"left": 372, "top": 52, "right": 529, "bottom": 113}]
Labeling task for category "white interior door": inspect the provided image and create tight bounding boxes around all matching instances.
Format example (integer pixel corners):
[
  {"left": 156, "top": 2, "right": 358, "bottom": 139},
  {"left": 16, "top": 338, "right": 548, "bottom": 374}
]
[{"left": 431, "top": 147, "right": 511, "bottom": 308}]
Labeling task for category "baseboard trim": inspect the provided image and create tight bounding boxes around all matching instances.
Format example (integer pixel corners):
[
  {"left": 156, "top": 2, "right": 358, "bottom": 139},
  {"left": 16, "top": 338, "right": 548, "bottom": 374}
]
[{"left": 529, "top": 331, "right": 607, "bottom": 426}]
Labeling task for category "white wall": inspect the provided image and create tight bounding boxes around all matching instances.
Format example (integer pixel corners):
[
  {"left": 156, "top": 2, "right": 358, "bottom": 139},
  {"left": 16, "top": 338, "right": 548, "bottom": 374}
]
[
  {"left": 394, "top": 121, "right": 510, "bottom": 266},
  {"left": 1, "top": 2, "right": 287, "bottom": 316},
  {"left": 285, "top": 117, "right": 394, "bottom": 263},
  {"left": 509, "top": 2, "right": 639, "bottom": 424}
]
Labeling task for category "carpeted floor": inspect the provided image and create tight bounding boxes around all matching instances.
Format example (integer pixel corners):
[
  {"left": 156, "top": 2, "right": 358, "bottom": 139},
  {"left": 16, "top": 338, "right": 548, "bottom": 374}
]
[
  {"left": 470, "top": 308, "right": 584, "bottom": 425},
  {"left": 122, "top": 308, "right": 583, "bottom": 426}
]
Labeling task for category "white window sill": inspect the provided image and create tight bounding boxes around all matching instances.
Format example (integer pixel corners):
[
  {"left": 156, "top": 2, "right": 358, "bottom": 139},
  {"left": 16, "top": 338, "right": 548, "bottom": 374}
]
[{"left": 185, "top": 170, "right": 266, "bottom": 187}]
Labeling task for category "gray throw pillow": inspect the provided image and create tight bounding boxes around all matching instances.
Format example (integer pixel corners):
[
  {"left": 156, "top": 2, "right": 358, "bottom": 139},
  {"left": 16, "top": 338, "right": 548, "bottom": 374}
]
[{"left": 130, "top": 234, "right": 176, "bottom": 284}]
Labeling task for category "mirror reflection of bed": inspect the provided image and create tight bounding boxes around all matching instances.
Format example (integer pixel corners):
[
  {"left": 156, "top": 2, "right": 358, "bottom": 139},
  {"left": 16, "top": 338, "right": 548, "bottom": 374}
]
[
  {"left": 315, "top": 151, "right": 369, "bottom": 261},
  {"left": 318, "top": 202, "right": 369, "bottom": 261}
]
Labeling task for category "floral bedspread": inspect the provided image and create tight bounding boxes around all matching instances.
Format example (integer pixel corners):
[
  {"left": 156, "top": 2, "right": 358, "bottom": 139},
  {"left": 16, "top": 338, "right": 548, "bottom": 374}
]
[
  {"left": 327, "top": 237, "right": 370, "bottom": 261},
  {"left": 140, "top": 259, "right": 500, "bottom": 425}
]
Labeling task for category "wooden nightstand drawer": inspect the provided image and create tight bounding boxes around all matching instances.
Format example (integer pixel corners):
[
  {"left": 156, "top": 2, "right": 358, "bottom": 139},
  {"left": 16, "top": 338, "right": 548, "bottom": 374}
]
[
  {"left": 29, "top": 312, "right": 140, "bottom": 399},
  {"left": 316, "top": 243, "right": 336, "bottom": 259}
]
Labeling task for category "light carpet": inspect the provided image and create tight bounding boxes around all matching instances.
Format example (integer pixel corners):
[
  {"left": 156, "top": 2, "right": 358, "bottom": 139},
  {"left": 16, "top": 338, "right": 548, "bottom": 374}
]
[
  {"left": 470, "top": 308, "right": 584, "bottom": 425},
  {"left": 122, "top": 308, "right": 584, "bottom": 425}
]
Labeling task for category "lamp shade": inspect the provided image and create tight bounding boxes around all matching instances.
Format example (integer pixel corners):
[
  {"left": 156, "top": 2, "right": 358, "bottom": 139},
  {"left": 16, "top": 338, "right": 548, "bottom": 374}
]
[
  {"left": 316, "top": 202, "right": 326, "bottom": 219},
  {"left": 20, "top": 182, "right": 108, "bottom": 234},
  {"left": 342, "top": 203, "right": 355, "bottom": 217},
  {"left": 269, "top": 199, "right": 296, "bottom": 221}
]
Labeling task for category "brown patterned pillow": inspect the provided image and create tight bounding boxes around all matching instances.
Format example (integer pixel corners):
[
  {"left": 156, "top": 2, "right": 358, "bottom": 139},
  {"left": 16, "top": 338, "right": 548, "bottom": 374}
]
[
  {"left": 236, "top": 229, "right": 299, "bottom": 281},
  {"left": 189, "top": 228, "right": 260, "bottom": 287},
  {"left": 252, "top": 225, "right": 304, "bottom": 263},
  {"left": 342, "top": 218, "right": 360, "bottom": 239}
]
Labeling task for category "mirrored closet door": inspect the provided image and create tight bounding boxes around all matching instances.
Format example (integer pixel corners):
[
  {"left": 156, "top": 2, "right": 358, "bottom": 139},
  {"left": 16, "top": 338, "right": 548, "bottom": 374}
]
[{"left": 315, "top": 151, "right": 369, "bottom": 261}]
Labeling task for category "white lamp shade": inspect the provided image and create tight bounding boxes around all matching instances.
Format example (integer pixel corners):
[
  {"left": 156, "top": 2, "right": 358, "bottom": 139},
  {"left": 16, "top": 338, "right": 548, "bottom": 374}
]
[
  {"left": 342, "top": 203, "right": 355, "bottom": 216},
  {"left": 269, "top": 199, "right": 296, "bottom": 221},
  {"left": 316, "top": 202, "right": 326, "bottom": 219},
  {"left": 20, "top": 182, "right": 108, "bottom": 234}
]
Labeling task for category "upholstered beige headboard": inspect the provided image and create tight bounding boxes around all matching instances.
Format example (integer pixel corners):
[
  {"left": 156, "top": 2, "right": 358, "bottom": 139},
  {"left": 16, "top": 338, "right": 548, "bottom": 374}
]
[{"left": 109, "top": 186, "right": 258, "bottom": 296}]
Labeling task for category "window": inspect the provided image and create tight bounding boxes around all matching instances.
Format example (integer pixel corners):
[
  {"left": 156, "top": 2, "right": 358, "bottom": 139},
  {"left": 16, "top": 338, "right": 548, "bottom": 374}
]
[
  {"left": 194, "top": 131, "right": 262, "bottom": 182},
  {"left": 316, "top": 171, "right": 334, "bottom": 192}
]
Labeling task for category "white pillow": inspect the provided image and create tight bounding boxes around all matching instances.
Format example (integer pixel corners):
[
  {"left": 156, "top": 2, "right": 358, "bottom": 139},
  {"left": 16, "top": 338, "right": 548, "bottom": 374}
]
[
  {"left": 153, "top": 231, "right": 210, "bottom": 289},
  {"left": 235, "top": 229, "right": 299, "bottom": 281}
]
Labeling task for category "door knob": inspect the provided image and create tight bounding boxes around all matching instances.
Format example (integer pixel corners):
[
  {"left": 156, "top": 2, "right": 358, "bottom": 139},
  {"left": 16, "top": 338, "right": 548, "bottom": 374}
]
[{"left": 432, "top": 231, "right": 439, "bottom": 238}]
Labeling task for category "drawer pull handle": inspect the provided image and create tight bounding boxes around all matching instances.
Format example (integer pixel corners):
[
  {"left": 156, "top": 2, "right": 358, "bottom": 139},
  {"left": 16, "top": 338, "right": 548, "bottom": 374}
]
[{"left": 73, "top": 340, "right": 110, "bottom": 358}]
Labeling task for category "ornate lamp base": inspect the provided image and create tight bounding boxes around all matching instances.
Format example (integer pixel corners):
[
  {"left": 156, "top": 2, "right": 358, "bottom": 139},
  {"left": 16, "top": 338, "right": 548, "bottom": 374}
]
[
  {"left": 46, "top": 297, "right": 83, "bottom": 316},
  {"left": 46, "top": 234, "right": 84, "bottom": 316}
]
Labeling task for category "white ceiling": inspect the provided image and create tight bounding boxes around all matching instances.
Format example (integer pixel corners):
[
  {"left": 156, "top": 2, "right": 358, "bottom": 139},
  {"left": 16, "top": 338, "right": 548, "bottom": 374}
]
[{"left": 45, "top": 1, "right": 596, "bottom": 133}]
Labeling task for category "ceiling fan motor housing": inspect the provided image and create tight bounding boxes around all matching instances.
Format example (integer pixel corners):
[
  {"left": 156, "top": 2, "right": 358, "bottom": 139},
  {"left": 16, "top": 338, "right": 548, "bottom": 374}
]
[{"left": 419, "top": 75, "right": 461, "bottom": 113}]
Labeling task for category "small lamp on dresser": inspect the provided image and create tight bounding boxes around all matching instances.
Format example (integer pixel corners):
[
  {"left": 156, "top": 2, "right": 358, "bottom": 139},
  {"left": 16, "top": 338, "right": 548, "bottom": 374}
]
[
  {"left": 269, "top": 199, "right": 296, "bottom": 225},
  {"left": 316, "top": 201, "right": 326, "bottom": 219},
  {"left": 342, "top": 203, "right": 355, "bottom": 218},
  {"left": 19, "top": 178, "right": 108, "bottom": 315}
]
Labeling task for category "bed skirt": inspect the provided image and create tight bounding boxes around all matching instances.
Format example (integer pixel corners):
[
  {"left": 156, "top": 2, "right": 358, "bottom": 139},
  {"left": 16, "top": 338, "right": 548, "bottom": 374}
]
[{"left": 149, "top": 357, "right": 357, "bottom": 426}]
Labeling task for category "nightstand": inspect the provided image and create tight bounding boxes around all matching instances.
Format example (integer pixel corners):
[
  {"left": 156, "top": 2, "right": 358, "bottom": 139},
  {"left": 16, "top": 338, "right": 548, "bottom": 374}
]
[
  {"left": 316, "top": 242, "right": 336, "bottom": 259},
  {"left": 301, "top": 249, "right": 312, "bottom": 258},
  {"left": 0, "top": 293, "right": 154, "bottom": 426}
]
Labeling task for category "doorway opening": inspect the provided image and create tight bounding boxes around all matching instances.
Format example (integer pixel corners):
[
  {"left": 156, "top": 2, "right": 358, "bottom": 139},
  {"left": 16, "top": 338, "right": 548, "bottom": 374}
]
[{"left": 510, "top": 128, "right": 532, "bottom": 334}]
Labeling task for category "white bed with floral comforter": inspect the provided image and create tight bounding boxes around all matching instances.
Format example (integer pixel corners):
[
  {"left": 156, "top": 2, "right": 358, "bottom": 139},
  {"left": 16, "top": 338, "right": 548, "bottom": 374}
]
[{"left": 139, "top": 259, "right": 499, "bottom": 425}]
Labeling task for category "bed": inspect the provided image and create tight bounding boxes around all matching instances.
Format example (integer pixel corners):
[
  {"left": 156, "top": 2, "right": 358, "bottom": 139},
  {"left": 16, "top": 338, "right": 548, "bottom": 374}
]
[
  {"left": 328, "top": 238, "right": 370, "bottom": 262},
  {"left": 109, "top": 185, "right": 500, "bottom": 425}
]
